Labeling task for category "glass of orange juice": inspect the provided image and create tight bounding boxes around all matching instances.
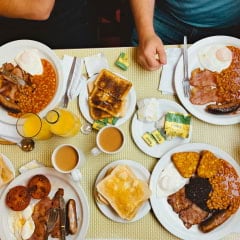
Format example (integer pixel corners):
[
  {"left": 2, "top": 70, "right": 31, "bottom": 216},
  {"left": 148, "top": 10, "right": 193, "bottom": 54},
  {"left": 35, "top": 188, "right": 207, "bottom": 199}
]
[
  {"left": 45, "top": 108, "right": 81, "bottom": 137},
  {"left": 16, "top": 113, "right": 53, "bottom": 140}
]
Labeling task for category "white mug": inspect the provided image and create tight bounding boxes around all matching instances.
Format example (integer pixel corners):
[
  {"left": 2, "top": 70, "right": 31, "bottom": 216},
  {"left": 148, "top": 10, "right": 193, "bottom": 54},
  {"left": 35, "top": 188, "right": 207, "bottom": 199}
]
[
  {"left": 91, "top": 125, "right": 125, "bottom": 156},
  {"left": 51, "top": 144, "right": 85, "bottom": 181}
]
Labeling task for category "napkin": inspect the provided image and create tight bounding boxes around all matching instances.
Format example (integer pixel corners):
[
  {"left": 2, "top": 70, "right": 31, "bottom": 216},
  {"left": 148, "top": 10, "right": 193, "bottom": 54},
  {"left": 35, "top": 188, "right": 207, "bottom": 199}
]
[
  {"left": 19, "top": 160, "right": 45, "bottom": 174},
  {"left": 159, "top": 48, "right": 182, "bottom": 94},
  {"left": 0, "top": 120, "right": 21, "bottom": 143},
  {"left": 61, "top": 55, "right": 86, "bottom": 101},
  {"left": 84, "top": 53, "right": 109, "bottom": 77}
]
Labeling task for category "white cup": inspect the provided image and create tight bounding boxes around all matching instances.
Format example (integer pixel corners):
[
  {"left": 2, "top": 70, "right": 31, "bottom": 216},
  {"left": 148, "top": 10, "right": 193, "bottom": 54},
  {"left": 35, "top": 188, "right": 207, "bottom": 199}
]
[
  {"left": 91, "top": 125, "right": 125, "bottom": 156},
  {"left": 51, "top": 144, "right": 85, "bottom": 181}
]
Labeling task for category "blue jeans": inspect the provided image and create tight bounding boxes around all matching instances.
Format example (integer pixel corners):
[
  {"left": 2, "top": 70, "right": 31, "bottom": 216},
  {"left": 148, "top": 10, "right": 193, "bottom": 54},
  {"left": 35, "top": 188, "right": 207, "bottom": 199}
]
[{"left": 132, "top": 7, "right": 240, "bottom": 46}]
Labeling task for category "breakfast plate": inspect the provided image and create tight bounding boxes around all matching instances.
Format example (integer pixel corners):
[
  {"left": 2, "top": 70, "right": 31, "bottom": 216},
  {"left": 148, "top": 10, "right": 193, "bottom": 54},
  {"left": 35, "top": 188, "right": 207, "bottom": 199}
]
[
  {"left": 0, "top": 39, "right": 64, "bottom": 125},
  {"left": 0, "top": 167, "right": 89, "bottom": 240},
  {"left": 174, "top": 35, "right": 240, "bottom": 125},
  {"left": 94, "top": 159, "right": 151, "bottom": 223},
  {"left": 131, "top": 99, "right": 192, "bottom": 158},
  {"left": 150, "top": 143, "right": 240, "bottom": 240},
  {"left": 78, "top": 73, "right": 136, "bottom": 126}
]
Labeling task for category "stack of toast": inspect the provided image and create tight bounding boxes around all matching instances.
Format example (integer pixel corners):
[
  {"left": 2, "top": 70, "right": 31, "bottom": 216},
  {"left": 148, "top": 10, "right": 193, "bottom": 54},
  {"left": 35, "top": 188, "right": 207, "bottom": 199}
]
[
  {"left": 95, "top": 165, "right": 151, "bottom": 220},
  {"left": 88, "top": 69, "right": 132, "bottom": 120}
]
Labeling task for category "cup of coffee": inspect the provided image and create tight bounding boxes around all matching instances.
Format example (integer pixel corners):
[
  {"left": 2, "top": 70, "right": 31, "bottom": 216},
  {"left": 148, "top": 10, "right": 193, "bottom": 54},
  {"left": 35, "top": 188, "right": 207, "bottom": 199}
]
[
  {"left": 91, "top": 126, "right": 125, "bottom": 156},
  {"left": 51, "top": 144, "right": 85, "bottom": 181}
]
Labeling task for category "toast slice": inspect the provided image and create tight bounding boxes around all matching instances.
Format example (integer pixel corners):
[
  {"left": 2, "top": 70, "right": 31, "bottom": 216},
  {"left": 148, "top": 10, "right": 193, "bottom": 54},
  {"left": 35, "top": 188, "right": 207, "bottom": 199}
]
[
  {"left": 94, "top": 69, "right": 132, "bottom": 100},
  {"left": 0, "top": 155, "right": 14, "bottom": 187},
  {"left": 89, "top": 88, "right": 126, "bottom": 117},
  {"left": 96, "top": 165, "right": 151, "bottom": 220}
]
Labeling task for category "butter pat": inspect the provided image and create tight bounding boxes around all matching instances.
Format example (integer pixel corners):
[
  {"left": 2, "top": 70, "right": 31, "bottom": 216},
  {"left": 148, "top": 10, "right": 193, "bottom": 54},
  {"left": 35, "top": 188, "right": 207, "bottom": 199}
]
[
  {"left": 137, "top": 98, "right": 162, "bottom": 122},
  {"left": 115, "top": 52, "right": 129, "bottom": 70}
]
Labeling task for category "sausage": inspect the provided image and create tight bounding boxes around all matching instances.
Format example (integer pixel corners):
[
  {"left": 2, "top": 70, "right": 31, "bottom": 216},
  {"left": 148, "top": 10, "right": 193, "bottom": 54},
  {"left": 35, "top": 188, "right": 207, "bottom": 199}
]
[
  {"left": 199, "top": 209, "right": 232, "bottom": 233},
  {"left": 206, "top": 101, "right": 240, "bottom": 114},
  {"left": 66, "top": 199, "right": 78, "bottom": 234}
]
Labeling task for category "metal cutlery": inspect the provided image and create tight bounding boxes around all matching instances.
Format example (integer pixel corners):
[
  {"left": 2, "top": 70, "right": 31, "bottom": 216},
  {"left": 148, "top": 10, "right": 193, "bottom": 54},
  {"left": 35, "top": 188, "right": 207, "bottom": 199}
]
[
  {"left": 45, "top": 208, "right": 59, "bottom": 240},
  {"left": 63, "top": 56, "right": 77, "bottom": 108},
  {"left": 59, "top": 195, "right": 67, "bottom": 240},
  {"left": 182, "top": 36, "right": 190, "bottom": 97}
]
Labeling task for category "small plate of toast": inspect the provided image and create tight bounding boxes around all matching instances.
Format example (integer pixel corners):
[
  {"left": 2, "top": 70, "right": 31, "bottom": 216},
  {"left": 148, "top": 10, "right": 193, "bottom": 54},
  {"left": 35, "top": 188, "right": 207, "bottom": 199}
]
[
  {"left": 79, "top": 69, "right": 136, "bottom": 126},
  {"left": 94, "top": 159, "right": 151, "bottom": 223}
]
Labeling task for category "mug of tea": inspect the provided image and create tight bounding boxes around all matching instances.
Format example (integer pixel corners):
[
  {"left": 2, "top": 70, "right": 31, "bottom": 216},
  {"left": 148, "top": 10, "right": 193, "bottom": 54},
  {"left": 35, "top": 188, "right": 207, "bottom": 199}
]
[
  {"left": 51, "top": 144, "right": 85, "bottom": 181},
  {"left": 91, "top": 126, "right": 125, "bottom": 156}
]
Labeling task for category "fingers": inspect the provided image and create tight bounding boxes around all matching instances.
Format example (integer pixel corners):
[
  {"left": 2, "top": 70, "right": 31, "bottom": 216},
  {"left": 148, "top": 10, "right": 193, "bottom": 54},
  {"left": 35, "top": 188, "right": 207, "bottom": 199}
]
[{"left": 137, "top": 35, "right": 167, "bottom": 71}]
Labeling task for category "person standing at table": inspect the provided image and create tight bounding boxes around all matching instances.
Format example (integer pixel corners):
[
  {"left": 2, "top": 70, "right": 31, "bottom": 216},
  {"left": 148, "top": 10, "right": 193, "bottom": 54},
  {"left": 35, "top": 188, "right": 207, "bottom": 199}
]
[
  {"left": 0, "top": 0, "right": 97, "bottom": 48},
  {"left": 130, "top": 0, "right": 240, "bottom": 71}
]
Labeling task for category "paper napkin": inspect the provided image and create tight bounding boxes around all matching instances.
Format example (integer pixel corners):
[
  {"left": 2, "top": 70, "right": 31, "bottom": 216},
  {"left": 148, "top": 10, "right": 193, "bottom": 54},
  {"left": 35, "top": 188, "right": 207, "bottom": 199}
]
[
  {"left": 61, "top": 55, "right": 86, "bottom": 101},
  {"left": 159, "top": 48, "right": 182, "bottom": 94},
  {"left": 84, "top": 53, "right": 109, "bottom": 77},
  {"left": 0, "top": 120, "right": 21, "bottom": 143}
]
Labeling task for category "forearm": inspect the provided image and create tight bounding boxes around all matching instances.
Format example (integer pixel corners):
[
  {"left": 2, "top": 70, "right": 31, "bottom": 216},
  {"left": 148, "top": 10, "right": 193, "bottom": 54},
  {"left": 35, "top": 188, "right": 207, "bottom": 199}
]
[
  {"left": 130, "top": 0, "right": 156, "bottom": 41},
  {"left": 0, "top": 0, "right": 55, "bottom": 20}
]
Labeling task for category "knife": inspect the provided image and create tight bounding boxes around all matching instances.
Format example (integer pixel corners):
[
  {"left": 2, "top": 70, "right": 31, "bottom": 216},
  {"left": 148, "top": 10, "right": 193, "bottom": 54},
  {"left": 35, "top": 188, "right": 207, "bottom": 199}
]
[
  {"left": 59, "top": 195, "right": 67, "bottom": 240},
  {"left": 63, "top": 56, "right": 77, "bottom": 108}
]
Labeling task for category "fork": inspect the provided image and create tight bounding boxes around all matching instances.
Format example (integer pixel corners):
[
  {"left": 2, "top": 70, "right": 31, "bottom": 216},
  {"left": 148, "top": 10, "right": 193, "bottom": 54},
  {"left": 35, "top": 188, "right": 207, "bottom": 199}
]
[
  {"left": 44, "top": 208, "right": 59, "bottom": 240},
  {"left": 182, "top": 35, "right": 190, "bottom": 97}
]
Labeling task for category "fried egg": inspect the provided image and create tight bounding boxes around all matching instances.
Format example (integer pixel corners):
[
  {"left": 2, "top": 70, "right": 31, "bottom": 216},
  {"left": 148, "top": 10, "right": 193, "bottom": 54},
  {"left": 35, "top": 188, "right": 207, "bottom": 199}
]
[
  {"left": 15, "top": 49, "right": 43, "bottom": 75},
  {"left": 8, "top": 205, "right": 35, "bottom": 240},
  {"left": 198, "top": 44, "right": 232, "bottom": 73}
]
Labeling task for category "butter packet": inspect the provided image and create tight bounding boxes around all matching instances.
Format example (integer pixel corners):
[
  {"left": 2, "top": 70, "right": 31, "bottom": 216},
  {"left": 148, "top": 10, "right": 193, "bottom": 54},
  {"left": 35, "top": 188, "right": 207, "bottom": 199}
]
[
  {"left": 142, "top": 132, "right": 157, "bottom": 147},
  {"left": 115, "top": 52, "right": 129, "bottom": 70},
  {"left": 164, "top": 112, "right": 191, "bottom": 138},
  {"left": 92, "top": 117, "right": 119, "bottom": 130},
  {"left": 151, "top": 129, "right": 166, "bottom": 144}
]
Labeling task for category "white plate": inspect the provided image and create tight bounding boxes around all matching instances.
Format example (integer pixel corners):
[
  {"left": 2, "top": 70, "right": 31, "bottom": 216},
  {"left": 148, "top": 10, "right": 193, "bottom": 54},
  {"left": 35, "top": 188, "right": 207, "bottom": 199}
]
[
  {"left": 174, "top": 35, "right": 240, "bottom": 125},
  {"left": 0, "top": 167, "right": 89, "bottom": 240},
  {"left": 0, "top": 154, "right": 15, "bottom": 194},
  {"left": 0, "top": 39, "right": 64, "bottom": 125},
  {"left": 78, "top": 73, "right": 136, "bottom": 126},
  {"left": 131, "top": 99, "right": 192, "bottom": 158},
  {"left": 95, "top": 159, "right": 151, "bottom": 223},
  {"left": 150, "top": 143, "right": 240, "bottom": 240}
]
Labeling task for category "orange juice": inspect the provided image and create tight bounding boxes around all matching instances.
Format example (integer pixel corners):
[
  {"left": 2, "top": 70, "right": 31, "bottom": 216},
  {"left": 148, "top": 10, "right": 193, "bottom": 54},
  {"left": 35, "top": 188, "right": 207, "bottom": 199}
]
[
  {"left": 21, "top": 113, "right": 42, "bottom": 138},
  {"left": 34, "top": 119, "right": 53, "bottom": 140},
  {"left": 46, "top": 108, "right": 81, "bottom": 137}
]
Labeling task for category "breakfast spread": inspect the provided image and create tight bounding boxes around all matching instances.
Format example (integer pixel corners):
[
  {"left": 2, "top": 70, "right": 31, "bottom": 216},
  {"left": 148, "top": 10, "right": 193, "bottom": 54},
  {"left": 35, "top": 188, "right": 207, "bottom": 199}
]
[
  {"left": 189, "top": 45, "right": 240, "bottom": 115},
  {"left": 0, "top": 49, "right": 57, "bottom": 117},
  {"left": 88, "top": 69, "right": 132, "bottom": 120},
  {"left": 95, "top": 165, "right": 151, "bottom": 221},
  {"left": 166, "top": 150, "right": 240, "bottom": 232}
]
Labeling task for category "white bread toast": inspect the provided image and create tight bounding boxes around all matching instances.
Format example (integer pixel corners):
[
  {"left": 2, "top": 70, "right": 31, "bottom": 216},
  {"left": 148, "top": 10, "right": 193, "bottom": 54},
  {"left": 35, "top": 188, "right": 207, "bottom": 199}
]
[
  {"left": 96, "top": 165, "right": 151, "bottom": 220},
  {"left": 88, "top": 69, "right": 132, "bottom": 120},
  {"left": 0, "top": 155, "right": 14, "bottom": 188}
]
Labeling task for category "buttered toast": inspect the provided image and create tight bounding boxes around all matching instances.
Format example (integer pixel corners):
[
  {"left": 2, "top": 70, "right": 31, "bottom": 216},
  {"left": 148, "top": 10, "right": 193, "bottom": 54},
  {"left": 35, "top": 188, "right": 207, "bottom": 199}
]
[
  {"left": 88, "top": 69, "right": 132, "bottom": 120},
  {"left": 96, "top": 165, "right": 151, "bottom": 220}
]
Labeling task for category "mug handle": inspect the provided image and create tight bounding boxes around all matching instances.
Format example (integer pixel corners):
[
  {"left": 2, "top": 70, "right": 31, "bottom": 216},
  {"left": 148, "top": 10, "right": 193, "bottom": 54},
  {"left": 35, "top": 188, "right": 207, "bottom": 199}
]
[
  {"left": 91, "top": 147, "right": 102, "bottom": 156},
  {"left": 71, "top": 168, "right": 82, "bottom": 182}
]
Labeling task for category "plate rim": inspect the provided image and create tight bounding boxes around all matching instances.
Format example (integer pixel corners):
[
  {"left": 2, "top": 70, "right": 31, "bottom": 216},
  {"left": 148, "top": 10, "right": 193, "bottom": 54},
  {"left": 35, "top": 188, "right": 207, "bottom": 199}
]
[
  {"left": 149, "top": 142, "right": 240, "bottom": 240},
  {"left": 0, "top": 167, "right": 89, "bottom": 240},
  {"left": 94, "top": 159, "right": 151, "bottom": 223},
  {"left": 174, "top": 35, "right": 240, "bottom": 125},
  {"left": 131, "top": 98, "right": 192, "bottom": 158},
  {"left": 78, "top": 72, "right": 137, "bottom": 126},
  {"left": 0, "top": 39, "right": 64, "bottom": 125}
]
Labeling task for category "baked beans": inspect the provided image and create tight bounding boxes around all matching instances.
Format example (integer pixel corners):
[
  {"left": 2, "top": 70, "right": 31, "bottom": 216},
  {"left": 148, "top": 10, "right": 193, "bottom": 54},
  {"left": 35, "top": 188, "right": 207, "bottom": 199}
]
[{"left": 10, "top": 59, "right": 57, "bottom": 117}]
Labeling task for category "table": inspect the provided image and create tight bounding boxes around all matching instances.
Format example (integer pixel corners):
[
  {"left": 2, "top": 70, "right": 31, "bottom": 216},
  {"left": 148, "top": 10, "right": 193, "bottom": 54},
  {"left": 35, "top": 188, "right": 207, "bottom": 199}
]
[{"left": 0, "top": 46, "right": 239, "bottom": 240}]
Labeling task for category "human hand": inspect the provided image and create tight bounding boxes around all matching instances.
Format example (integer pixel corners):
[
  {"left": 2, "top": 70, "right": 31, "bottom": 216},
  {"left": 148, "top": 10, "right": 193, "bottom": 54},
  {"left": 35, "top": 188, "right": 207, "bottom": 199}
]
[{"left": 137, "top": 34, "right": 167, "bottom": 71}]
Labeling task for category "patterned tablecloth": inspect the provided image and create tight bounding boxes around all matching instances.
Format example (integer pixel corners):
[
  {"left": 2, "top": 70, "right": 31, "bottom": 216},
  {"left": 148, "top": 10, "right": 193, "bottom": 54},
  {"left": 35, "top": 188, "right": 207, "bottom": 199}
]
[{"left": 0, "top": 46, "right": 239, "bottom": 240}]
